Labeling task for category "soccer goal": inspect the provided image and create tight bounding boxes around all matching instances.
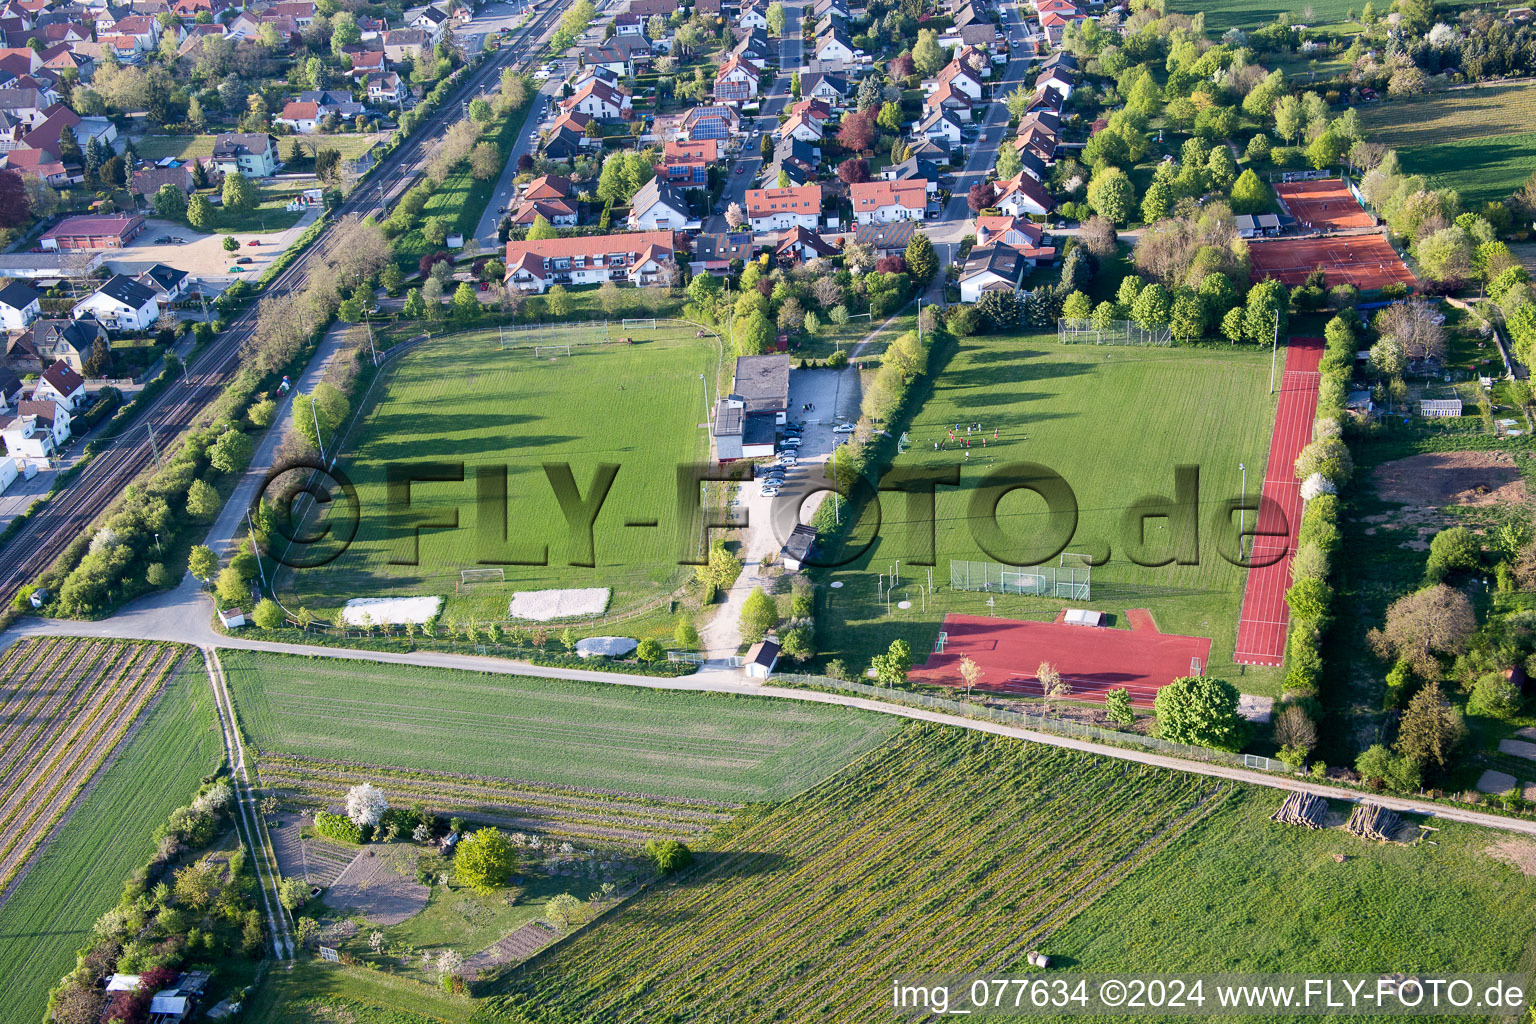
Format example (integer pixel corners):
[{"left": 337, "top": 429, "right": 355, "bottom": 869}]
[
  {"left": 458, "top": 568, "right": 506, "bottom": 592},
  {"left": 621, "top": 318, "right": 658, "bottom": 329},
  {"left": 533, "top": 344, "right": 572, "bottom": 359}
]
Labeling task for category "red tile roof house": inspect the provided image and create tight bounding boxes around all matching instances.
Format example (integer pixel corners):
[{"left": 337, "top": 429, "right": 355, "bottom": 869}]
[
  {"left": 850, "top": 179, "right": 927, "bottom": 225},
  {"left": 507, "top": 197, "right": 577, "bottom": 227},
  {"left": 661, "top": 139, "right": 717, "bottom": 185},
  {"left": 523, "top": 174, "right": 572, "bottom": 201},
  {"left": 40, "top": 213, "right": 145, "bottom": 250},
  {"left": 746, "top": 185, "right": 821, "bottom": 233},
  {"left": 504, "top": 231, "right": 676, "bottom": 293}
]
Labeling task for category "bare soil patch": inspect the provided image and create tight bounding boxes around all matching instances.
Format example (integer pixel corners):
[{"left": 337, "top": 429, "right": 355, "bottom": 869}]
[
  {"left": 324, "top": 842, "right": 429, "bottom": 926},
  {"left": 1370, "top": 450, "right": 1525, "bottom": 509},
  {"left": 1486, "top": 837, "right": 1536, "bottom": 876}
]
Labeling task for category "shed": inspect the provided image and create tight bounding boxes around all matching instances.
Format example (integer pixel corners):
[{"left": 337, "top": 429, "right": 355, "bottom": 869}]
[
  {"left": 744, "top": 639, "right": 780, "bottom": 678},
  {"left": 218, "top": 607, "right": 246, "bottom": 628},
  {"left": 1419, "top": 398, "right": 1463, "bottom": 418},
  {"left": 781, "top": 523, "right": 816, "bottom": 571},
  {"left": 1062, "top": 608, "right": 1104, "bottom": 627}
]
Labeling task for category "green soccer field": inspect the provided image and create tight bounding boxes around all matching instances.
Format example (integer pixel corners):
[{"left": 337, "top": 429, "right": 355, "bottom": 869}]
[
  {"left": 273, "top": 324, "right": 723, "bottom": 623},
  {"left": 222, "top": 649, "right": 899, "bottom": 803},
  {"left": 815, "top": 333, "right": 1284, "bottom": 692}
]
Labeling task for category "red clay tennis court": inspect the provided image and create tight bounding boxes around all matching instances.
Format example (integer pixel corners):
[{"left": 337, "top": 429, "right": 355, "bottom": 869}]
[
  {"left": 911, "top": 610, "right": 1212, "bottom": 707},
  {"left": 1233, "top": 338, "right": 1323, "bottom": 667},
  {"left": 1248, "top": 234, "right": 1416, "bottom": 291},
  {"left": 1274, "top": 178, "right": 1376, "bottom": 230}
]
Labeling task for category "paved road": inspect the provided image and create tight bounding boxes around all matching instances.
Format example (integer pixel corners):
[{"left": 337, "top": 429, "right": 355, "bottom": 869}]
[{"left": 703, "top": 0, "right": 804, "bottom": 233}]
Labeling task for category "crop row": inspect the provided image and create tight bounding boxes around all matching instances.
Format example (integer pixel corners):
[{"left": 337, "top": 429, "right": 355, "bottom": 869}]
[
  {"left": 485, "top": 726, "right": 1229, "bottom": 1021},
  {"left": 0, "top": 640, "right": 185, "bottom": 897},
  {"left": 0, "top": 641, "right": 115, "bottom": 788},
  {"left": 257, "top": 757, "right": 729, "bottom": 843}
]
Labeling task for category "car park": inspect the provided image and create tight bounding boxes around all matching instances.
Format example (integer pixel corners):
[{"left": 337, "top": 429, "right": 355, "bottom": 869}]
[
  {"left": 780, "top": 437, "right": 802, "bottom": 447},
  {"left": 832, "top": 422, "right": 856, "bottom": 433}
]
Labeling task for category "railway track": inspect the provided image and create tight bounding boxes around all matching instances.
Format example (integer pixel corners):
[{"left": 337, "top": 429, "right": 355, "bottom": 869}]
[{"left": 0, "top": 0, "right": 572, "bottom": 606}]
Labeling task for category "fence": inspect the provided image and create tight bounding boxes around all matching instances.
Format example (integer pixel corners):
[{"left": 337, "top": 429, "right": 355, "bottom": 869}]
[
  {"left": 949, "top": 558, "right": 1090, "bottom": 599},
  {"left": 1057, "top": 317, "right": 1172, "bottom": 346},
  {"left": 770, "top": 672, "right": 1299, "bottom": 774}
]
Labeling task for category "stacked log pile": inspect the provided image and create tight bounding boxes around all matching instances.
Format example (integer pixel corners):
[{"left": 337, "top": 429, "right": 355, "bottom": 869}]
[
  {"left": 1346, "top": 803, "right": 1401, "bottom": 842},
  {"left": 1270, "top": 791, "right": 1329, "bottom": 828}
]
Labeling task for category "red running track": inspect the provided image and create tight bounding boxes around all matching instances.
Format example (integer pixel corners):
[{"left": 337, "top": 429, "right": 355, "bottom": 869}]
[
  {"left": 911, "top": 610, "right": 1212, "bottom": 707},
  {"left": 1233, "top": 337, "right": 1324, "bottom": 667}
]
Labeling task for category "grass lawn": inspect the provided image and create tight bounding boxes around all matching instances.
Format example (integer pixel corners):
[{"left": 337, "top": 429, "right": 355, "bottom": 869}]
[
  {"left": 813, "top": 332, "right": 1285, "bottom": 694},
  {"left": 244, "top": 959, "right": 474, "bottom": 1024},
  {"left": 1174, "top": 0, "right": 1479, "bottom": 30},
  {"left": 222, "top": 649, "right": 899, "bottom": 803},
  {"left": 1358, "top": 82, "right": 1536, "bottom": 149},
  {"left": 1397, "top": 131, "right": 1536, "bottom": 209},
  {"left": 479, "top": 725, "right": 1227, "bottom": 1022},
  {"left": 1048, "top": 784, "right": 1536, "bottom": 981},
  {"left": 0, "top": 656, "right": 221, "bottom": 1024},
  {"left": 209, "top": 181, "right": 313, "bottom": 234},
  {"left": 134, "top": 132, "right": 385, "bottom": 163},
  {"left": 273, "top": 324, "right": 720, "bottom": 622}
]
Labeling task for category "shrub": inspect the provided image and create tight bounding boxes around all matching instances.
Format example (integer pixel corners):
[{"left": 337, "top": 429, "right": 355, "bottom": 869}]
[
  {"left": 1152, "top": 675, "right": 1245, "bottom": 751},
  {"left": 636, "top": 637, "right": 665, "bottom": 662},
  {"left": 1469, "top": 670, "right": 1522, "bottom": 719},
  {"left": 1103, "top": 687, "right": 1134, "bottom": 726},
  {"left": 456, "top": 828, "right": 518, "bottom": 892},
  {"left": 644, "top": 838, "right": 693, "bottom": 873},
  {"left": 314, "top": 810, "right": 365, "bottom": 844},
  {"left": 740, "top": 587, "right": 778, "bottom": 643},
  {"left": 251, "top": 598, "right": 284, "bottom": 630}
]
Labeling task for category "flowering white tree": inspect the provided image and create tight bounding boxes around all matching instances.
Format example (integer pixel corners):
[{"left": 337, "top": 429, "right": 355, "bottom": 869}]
[
  {"left": 345, "top": 783, "right": 388, "bottom": 827},
  {"left": 436, "top": 949, "right": 464, "bottom": 980},
  {"left": 1300, "top": 473, "right": 1337, "bottom": 501}
]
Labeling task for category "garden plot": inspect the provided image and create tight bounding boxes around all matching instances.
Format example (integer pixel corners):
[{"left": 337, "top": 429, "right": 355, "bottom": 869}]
[
  {"left": 342, "top": 596, "right": 443, "bottom": 626},
  {"left": 270, "top": 818, "right": 362, "bottom": 887},
  {"left": 508, "top": 588, "right": 610, "bottom": 621},
  {"left": 461, "top": 922, "right": 559, "bottom": 977},
  {"left": 324, "top": 843, "right": 429, "bottom": 926}
]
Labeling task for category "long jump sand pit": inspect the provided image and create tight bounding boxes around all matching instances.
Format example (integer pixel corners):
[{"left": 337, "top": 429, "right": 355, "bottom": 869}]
[
  {"left": 508, "top": 588, "right": 611, "bottom": 621},
  {"left": 1248, "top": 234, "right": 1416, "bottom": 290},
  {"left": 342, "top": 596, "right": 443, "bottom": 625}
]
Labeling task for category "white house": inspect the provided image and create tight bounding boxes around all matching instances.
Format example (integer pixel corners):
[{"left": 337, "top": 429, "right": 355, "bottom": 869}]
[
  {"left": 915, "top": 107, "right": 963, "bottom": 147},
  {"left": 210, "top": 133, "right": 280, "bottom": 178},
  {"left": 815, "top": 27, "right": 855, "bottom": 61},
  {"left": 1035, "top": 68, "right": 1075, "bottom": 105},
  {"left": 409, "top": 4, "right": 449, "bottom": 41},
  {"left": 503, "top": 232, "right": 676, "bottom": 293},
  {"left": 0, "top": 280, "right": 40, "bottom": 330},
  {"left": 745, "top": 185, "right": 821, "bottom": 232},
  {"left": 738, "top": 1, "right": 769, "bottom": 29},
  {"left": 71, "top": 275, "right": 161, "bottom": 333},
  {"left": 35, "top": 360, "right": 85, "bottom": 410},
  {"left": 135, "top": 264, "right": 190, "bottom": 304},
  {"left": 960, "top": 244, "right": 1027, "bottom": 303},
  {"left": 930, "top": 59, "right": 984, "bottom": 101},
  {"left": 0, "top": 399, "right": 70, "bottom": 464},
  {"left": 993, "top": 173, "right": 1054, "bottom": 217},
  {"left": 561, "top": 78, "right": 629, "bottom": 121},
  {"left": 849, "top": 179, "right": 927, "bottom": 224},
  {"left": 744, "top": 638, "right": 780, "bottom": 678},
  {"left": 627, "top": 179, "right": 695, "bottom": 231}
]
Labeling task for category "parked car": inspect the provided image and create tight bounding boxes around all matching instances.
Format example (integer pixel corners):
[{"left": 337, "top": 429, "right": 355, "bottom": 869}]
[
  {"left": 235, "top": 256, "right": 253, "bottom": 264},
  {"left": 780, "top": 437, "right": 803, "bottom": 448},
  {"left": 247, "top": 240, "right": 260, "bottom": 247},
  {"left": 760, "top": 485, "right": 781, "bottom": 496},
  {"left": 228, "top": 266, "right": 245, "bottom": 272},
  {"left": 153, "top": 235, "right": 172, "bottom": 244},
  {"left": 832, "top": 421, "right": 856, "bottom": 433}
]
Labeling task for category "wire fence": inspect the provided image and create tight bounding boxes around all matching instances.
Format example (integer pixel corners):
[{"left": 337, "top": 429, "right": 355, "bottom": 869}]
[
  {"left": 770, "top": 672, "right": 1299, "bottom": 774},
  {"left": 1057, "top": 318, "right": 1172, "bottom": 346}
]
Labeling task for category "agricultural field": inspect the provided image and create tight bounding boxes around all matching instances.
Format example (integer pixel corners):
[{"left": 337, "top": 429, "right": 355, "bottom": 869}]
[
  {"left": 0, "top": 638, "right": 189, "bottom": 896},
  {"left": 224, "top": 648, "right": 899, "bottom": 808},
  {"left": 1357, "top": 82, "right": 1536, "bottom": 149},
  {"left": 0, "top": 652, "right": 221, "bottom": 1024},
  {"left": 479, "top": 726, "right": 1228, "bottom": 1022},
  {"left": 1049, "top": 786, "right": 1536, "bottom": 978},
  {"left": 1171, "top": 0, "right": 1358, "bottom": 31},
  {"left": 272, "top": 325, "right": 721, "bottom": 624},
  {"left": 1397, "top": 132, "right": 1536, "bottom": 209},
  {"left": 815, "top": 333, "right": 1282, "bottom": 690}
]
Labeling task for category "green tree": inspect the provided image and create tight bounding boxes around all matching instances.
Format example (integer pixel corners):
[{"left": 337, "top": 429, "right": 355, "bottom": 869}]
[
  {"left": 455, "top": 828, "right": 518, "bottom": 892},
  {"left": 1394, "top": 681, "right": 1463, "bottom": 771},
  {"left": 452, "top": 282, "right": 480, "bottom": 322},
  {"left": 1061, "top": 290, "right": 1093, "bottom": 320},
  {"left": 673, "top": 617, "right": 699, "bottom": 649},
  {"left": 1229, "top": 169, "right": 1269, "bottom": 214},
  {"left": 468, "top": 97, "right": 493, "bottom": 122},
  {"left": 252, "top": 598, "right": 284, "bottom": 629},
  {"left": 904, "top": 231, "right": 937, "bottom": 285},
  {"left": 1086, "top": 167, "right": 1134, "bottom": 225},
  {"left": 186, "top": 478, "right": 221, "bottom": 519},
  {"left": 209, "top": 429, "right": 253, "bottom": 474},
  {"left": 1152, "top": 675, "right": 1245, "bottom": 751},
  {"left": 187, "top": 544, "right": 218, "bottom": 582},
  {"left": 994, "top": 144, "right": 1022, "bottom": 182},
  {"left": 1243, "top": 279, "right": 1287, "bottom": 345},
  {"left": 1169, "top": 292, "right": 1206, "bottom": 341},
  {"left": 870, "top": 638, "right": 912, "bottom": 687},
  {"left": 1425, "top": 526, "right": 1479, "bottom": 583},
  {"left": 740, "top": 587, "right": 777, "bottom": 643},
  {"left": 877, "top": 100, "right": 903, "bottom": 134},
  {"left": 766, "top": 0, "right": 786, "bottom": 34},
  {"left": 1104, "top": 687, "right": 1135, "bottom": 726},
  {"left": 636, "top": 637, "right": 665, "bottom": 662},
  {"left": 1140, "top": 180, "right": 1171, "bottom": 223},
  {"left": 187, "top": 193, "right": 213, "bottom": 230},
  {"left": 1130, "top": 281, "right": 1171, "bottom": 328},
  {"left": 154, "top": 183, "right": 187, "bottom": 220},
  {"left": 911, "top": 28, "right": 946, "bottom": 76},
  {"left": 222, "top": 235, "right": 239, "bottom": 252},
  {"left": 215, "top": 566, "right": 248, "bottom": 606},
  {"left": 545, "top": 284, "right": 571, "bottom": 317},
  {"left": 402, "top": 288, "right": 426, "bottom": 319},
  {"left": 737, "top": 308, "right": 774, "bottom": 355},
  {"left": 644, "top": 838, "right": 693, "bottom": 873},
  {"left": 222, "top": 170, "right": 256, "bottom": 212},
  {"left": 293, "top": 383, "right": 350, "bottom": 452}
]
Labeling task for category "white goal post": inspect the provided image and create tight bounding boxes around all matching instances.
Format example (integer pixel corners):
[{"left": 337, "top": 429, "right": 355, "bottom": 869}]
[
  {"left": 458, "top": 568, "right": 506, "bottom": 591},
  {"left": 621, "top": 318, "right": 658, "bottom": 329},
  {"left": 533, "top": 344, "right": 572, "bottom": 358}
]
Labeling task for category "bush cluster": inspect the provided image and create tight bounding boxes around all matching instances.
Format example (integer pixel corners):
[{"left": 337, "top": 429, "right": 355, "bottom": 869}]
[{"left": 314, "top": 810, "right": 366, "bottom": 844}]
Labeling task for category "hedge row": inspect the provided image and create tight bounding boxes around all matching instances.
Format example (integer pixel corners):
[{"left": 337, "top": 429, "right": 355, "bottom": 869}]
[{"left": 314, "top": 810, "right": 365, "bottom": 844}]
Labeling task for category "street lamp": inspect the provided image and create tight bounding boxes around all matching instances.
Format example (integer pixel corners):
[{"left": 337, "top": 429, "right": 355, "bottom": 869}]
[
  {"left": 1237, "top": 462, "right": 1246, "bottom": 562},
  {"left": 154, "top": 532, "right": 162, "bottom": 558}
]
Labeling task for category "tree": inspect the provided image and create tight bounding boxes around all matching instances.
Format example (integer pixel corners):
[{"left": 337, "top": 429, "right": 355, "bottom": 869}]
[
  {"left": 740, "top": 587, "right": 777, "bottom": 643},
  {"left": 1104, "top": 687, "right": 1135, "bottom": 726},
  {"left": 1152, "top": 675, "right": 1245, "bottom": 751},
  {"left": 187, "top": 193, "right": 213, "bottom": 230},
  {"left": 1425, "top": 526, "right": 1479, "bottom": 583},
  {"left": 673, "top": 617, "right": 699, "bottom": 649},
  {"left": 766, "top": 0, "right": 786, "bottom": 34},
  {"left": 452, "top": 282, "right": 480, "bottom": 322},
  {"left": 188, "top": 544, "right": 218, "bottom": 582},
  {"left": 293, "top": 383, "right": 349, "bottom": 452},
  {"left": 1170, "top": 292, "right": 1207, "bottom": 341},
  {"left": 836, "top": 157, "right": 870, "bottom": 184},
  {"left": 725, "top": 201, "right": 746, "bottom": 229},
  {"left": 222, "top": 170, "right": 256, "bottom": 212},
  {"left": 526, "top": 213, "right": 558, "bottom": 241},
  {"left": 1228, "top": 169, "right": 1268, "bottom": 214},
  {"left": 995, "top": 144, "right": 1022, "bottom": 183},
  {"left": 1130, "top": 281, "right": 1171, "bottom": 328},
  {"left": 1037, "top": 661, "right": 1071, "bottom": 714},
  {"left": 737, "top": 308, "right": 774, "bottom": 355},
  {"left": 209, "top": 429, "right": 253, "bottom": 474},
  {"left": 222, "top": 235, "right": 239, "bottom": 253},
  {"left": 470, "top": 141, "right": 500, "bottom": 180},
  {"left": 1395, "top": 681, "right": 1463, "bottom": 771},
  {"left": 877, "top": 100, "right": 903, "bottom": 134},
  {"left": 912, "top": 28, "right": 947, "bottom": 76},
  {"left": 837, "top": 109, "right": 874, "bottom": 153},
  {"left": 644, "top": 838, "right": 693, "bottom": 873},
  {"left": 967, "top": 180, "right": 997, "bottom": 214},
  {"left": 870, "top": 638, "right": 912, "bottom": 687},
  {"left": 345, "top": 782, "right": 388, "bottom": 826},
  {"left": 958, "top": 654, "right": 984, "bottom": 697},
  {"left": 904, "top": 231, "right": 937, "bottom": 285},
  {"left": 186, "top": 478, "right": 221, "bottom": 520},
  {"left": 1079, "top": 214, "right": 1118, "bottom": 257},
  {"left": 1470, "top": 671, "right": 1523, "bottom": 720},
  {"left": 456, "top": 827, "right": 518, "bottom": 892},
  {"left": 1140, "top": 180, "right": 1171, "bottom": 222},
  {"left": 153, "top": 183, "right": 187, "bottom": 220},
  {"left": 1086, "top": 167, "right": 1134, "bottom": 225},
  {"left": 1367, "top": 584, "right": 1477, "bottom": 678},
  {"left": 468, "top": 97, "right": 492, "bottom": 123},
  {"left": 1273, "top": 702, "right": 1317, "bottom": 753},
  {"left": 252, "top": 598, "right": 284, "bottom": 630}
]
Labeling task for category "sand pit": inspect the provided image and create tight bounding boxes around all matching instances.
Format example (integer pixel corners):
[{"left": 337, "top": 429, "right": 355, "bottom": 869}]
[
  {"left": 342, "top": 596, "right": 443, "bottom": 625},
  {"left": 576, "top": 636, "right": 637, "bottom": 659},
  {"left": 508, "top": 588, "right": 610, "bottom": 621}
]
